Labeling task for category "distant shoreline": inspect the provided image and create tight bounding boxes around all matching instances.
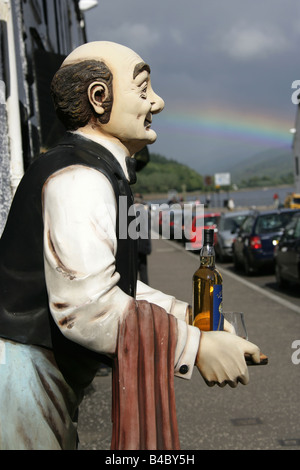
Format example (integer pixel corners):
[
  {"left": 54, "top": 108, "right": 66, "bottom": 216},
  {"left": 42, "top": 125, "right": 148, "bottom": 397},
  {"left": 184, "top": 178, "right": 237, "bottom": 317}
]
[{"left": 141, "top": 183, "right": 294, "bottom": 203}]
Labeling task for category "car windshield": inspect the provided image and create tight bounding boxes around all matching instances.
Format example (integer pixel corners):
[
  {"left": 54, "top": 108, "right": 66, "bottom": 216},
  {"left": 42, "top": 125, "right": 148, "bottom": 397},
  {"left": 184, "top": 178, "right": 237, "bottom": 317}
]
[
  {"left": 192, "top": 215, "right": 219, "bottom": 231},
  {"left": 204, "top": 216, "right": 219, "bottom": 226},
  {"left": 255, "top": 212, "right": 296, "bottom": 234},
  {"left": 293, "top": 197, "right": 300, "bottom": 204},
  {"left": 279, "top": 211, "right": 299, "bottom": 227},
  {"left": 223, "top": 215, "right": 247, "bottom": 231}
]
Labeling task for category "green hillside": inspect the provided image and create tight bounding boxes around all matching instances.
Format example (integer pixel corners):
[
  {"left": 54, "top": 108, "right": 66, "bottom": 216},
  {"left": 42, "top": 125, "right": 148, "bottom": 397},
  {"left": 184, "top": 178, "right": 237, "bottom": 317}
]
[
  {"left": 229, "top": 148, "right": 294, "bottom": 188},
  {"left": 132, "top": 148, "right": 295, "bottom": 195},
  {"left": 133, "top": 152, "right": 204, "bottom": 194}
]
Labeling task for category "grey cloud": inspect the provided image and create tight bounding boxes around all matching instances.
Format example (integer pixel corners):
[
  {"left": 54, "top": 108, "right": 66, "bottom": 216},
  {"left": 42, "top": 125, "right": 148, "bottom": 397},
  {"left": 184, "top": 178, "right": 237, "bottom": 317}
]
[{"left": 83, "top": 0, "right": 300, "bottom": 174}]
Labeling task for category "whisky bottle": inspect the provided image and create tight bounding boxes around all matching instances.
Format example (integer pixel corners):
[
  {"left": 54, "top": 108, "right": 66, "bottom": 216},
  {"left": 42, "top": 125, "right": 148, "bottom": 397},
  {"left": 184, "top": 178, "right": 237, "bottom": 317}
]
[{"left": 192, "top": 228, "right": 223, "bottom": 331}]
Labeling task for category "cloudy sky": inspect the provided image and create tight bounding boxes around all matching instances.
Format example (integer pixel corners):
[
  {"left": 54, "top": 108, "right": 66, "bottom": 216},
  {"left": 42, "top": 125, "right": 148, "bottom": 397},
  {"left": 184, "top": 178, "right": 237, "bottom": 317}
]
[{"left": 83, "top": 0, "right": 300, "bottom": 176}]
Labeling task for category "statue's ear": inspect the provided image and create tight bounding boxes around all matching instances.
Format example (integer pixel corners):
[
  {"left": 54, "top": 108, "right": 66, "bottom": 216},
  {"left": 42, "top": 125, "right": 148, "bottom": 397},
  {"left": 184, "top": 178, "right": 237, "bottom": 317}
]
[{"left": 88, "top": 82, "right": 109, "bottom": 115}]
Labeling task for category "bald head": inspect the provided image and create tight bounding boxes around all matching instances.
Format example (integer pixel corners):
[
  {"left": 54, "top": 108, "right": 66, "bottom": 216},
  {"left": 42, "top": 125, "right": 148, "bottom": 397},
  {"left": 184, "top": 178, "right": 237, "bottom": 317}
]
[
  {"left": 51, "top": 42, "right": 148, "bottom": 131},
  {"left": 51, "top": 57, "right": 113, "bottom": 130},
  {"left": 51, "top": 41, "right": 164, "bottom": 154},
  {"left": 62, "top": 41, "right": 151, "bottom": 85},
  {"left": 62, "top": 41, "right": 143, "bottom": 68}
]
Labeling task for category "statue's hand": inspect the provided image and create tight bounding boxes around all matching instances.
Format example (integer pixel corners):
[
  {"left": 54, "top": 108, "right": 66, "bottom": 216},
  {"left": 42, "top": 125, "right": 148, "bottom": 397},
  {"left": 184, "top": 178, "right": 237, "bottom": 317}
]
[
  {"left": 195, "top": 331, "right": 260, "bottom": 387},
  {"left": 223, "top": 318, "right": 236, "bottom": 334}
]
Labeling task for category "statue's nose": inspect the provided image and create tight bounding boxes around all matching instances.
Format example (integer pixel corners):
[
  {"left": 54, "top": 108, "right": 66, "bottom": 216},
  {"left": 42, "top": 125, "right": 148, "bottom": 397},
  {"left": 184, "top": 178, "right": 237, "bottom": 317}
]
[{"left": 150, "top": 91, "right": 165, "bottom": 114}]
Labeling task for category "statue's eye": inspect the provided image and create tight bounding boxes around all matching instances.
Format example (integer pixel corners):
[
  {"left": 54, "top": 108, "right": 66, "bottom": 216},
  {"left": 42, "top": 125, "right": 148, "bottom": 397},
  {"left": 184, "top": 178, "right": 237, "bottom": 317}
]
[{"left": 140, "top": 85, "right": 148, "bottom": 99}]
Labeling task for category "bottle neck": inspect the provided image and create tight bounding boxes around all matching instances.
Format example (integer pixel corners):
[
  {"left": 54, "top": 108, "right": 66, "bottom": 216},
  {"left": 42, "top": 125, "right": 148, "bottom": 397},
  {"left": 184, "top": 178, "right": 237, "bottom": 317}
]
[{"left": 200, "top": 243, "right": 215, "bottom": 267}]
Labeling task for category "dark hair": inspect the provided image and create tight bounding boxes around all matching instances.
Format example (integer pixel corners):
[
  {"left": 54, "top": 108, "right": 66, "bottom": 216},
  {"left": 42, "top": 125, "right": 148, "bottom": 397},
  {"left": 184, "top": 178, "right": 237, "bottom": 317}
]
[{"left": 50, "top": 60, "right": 113, "bottom": 130}]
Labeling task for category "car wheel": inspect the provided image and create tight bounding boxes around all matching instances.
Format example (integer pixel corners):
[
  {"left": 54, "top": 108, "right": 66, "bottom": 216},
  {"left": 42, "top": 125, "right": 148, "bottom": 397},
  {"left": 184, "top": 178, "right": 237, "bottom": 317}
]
[
  {"left": 233, "top": 252, "right": 240, "bottom": 270},
  {"left": 244, "top": 256, "right": 252, "bottom": 276},
  {"left": 216, "top": 246, "right": 223, "bottom": 262},
  {"left": 275, "top": 263, "right": 288, "bottom": 289}
]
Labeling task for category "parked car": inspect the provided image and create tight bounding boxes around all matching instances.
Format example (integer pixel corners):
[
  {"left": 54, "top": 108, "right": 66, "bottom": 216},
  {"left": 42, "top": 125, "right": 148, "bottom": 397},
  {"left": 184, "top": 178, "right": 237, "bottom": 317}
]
[
  {"left": 158, "top": 206, "right": 184, "bottom": 240},
  {"left": 215, "top": 210, "right": 251, "bottom": 261},
  {"left": 188, "top": 211, "right": 221, "bottom": 251},
  {"left": 274, "top": 212, "right": 300, "bottom": 288},
  {"left": 232, "top": 209, "right": 300, "bottom": 274}
]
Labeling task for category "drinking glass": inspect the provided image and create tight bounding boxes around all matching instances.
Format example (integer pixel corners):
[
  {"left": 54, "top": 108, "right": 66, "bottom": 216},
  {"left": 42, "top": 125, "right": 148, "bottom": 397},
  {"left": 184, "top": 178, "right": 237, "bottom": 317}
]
[
  {"left": 221, "top": 311, "right": 248, "bottom": 340},
  {"left": 218, "top": 311, "right": 268, "bottom": 365}
]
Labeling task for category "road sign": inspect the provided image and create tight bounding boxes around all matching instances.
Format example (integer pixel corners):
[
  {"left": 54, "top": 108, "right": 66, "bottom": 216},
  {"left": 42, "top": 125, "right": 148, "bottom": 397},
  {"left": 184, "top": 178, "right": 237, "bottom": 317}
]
[{"left": 214, "top": 172, "right": 231, "bottom": 186}]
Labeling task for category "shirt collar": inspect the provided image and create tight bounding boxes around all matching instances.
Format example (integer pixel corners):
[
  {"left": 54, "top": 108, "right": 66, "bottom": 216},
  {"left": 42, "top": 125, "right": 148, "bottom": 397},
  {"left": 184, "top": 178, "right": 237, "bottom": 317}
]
[{"left": 72, "top": 130, "right": 131, "bottom": 181}]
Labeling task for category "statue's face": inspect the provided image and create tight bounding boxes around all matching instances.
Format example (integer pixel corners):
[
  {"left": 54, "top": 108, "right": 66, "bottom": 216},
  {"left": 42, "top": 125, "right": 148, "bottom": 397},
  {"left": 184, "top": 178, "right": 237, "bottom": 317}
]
[
  {"left": 103, "top": 49, "right": 165, "bottom": 153},
  {"left": 63, "top": 42, "right": 165, "bottom": 154}
]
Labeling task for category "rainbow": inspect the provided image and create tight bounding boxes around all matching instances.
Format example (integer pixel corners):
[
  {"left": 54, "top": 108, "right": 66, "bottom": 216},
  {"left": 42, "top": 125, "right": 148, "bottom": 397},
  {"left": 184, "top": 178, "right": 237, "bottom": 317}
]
[{"left": 155, "top": 105, "right": 294, "bottom": 148}]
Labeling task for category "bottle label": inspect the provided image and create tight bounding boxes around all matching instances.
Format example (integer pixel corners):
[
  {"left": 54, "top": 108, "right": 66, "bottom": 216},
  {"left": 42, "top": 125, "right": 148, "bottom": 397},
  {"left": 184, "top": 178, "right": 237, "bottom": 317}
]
[{"left": 213, "top": 285, "right": 223, "bottom": 330}]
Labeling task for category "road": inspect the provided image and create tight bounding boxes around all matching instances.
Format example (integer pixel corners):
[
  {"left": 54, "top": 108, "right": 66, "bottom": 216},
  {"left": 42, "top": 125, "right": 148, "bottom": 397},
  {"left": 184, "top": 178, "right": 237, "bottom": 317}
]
[
  {"left": 77, "top": 236, "right": 300, "bottom": 451},
  {"left": 219, "top": 259, "right": 300, "bottom": 311},
  {"left": 169, "top": 235, "right": 300, "bottom": 314}
]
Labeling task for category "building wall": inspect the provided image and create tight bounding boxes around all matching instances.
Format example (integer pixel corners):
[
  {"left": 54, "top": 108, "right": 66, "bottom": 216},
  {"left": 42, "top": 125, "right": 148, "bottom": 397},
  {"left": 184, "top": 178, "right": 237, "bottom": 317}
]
[{"left": 0, "top": 0, "right": 87, "bottom": 232}]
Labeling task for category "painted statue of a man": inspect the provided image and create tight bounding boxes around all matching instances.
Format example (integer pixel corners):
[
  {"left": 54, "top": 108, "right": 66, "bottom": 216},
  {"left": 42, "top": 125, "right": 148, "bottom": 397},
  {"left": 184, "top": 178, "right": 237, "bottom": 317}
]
[{"left": 0, "top": 41, "right": 260, "bottom": 450}]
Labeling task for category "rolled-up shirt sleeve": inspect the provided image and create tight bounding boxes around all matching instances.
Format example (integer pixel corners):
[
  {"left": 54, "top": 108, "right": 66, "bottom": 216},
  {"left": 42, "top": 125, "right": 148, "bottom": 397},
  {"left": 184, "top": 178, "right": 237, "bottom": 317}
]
[
  {"left": 136, "top": 281, "right": 200, "bottom": 379},
  {"left": 136, "top": 280, "right": 189, "bottom": 322},
  {"left": 174, "top": 320, "right": 200, "bottom": 379},
  {"left": 43, "top": 165, "right": 200, "bottom": 377}
]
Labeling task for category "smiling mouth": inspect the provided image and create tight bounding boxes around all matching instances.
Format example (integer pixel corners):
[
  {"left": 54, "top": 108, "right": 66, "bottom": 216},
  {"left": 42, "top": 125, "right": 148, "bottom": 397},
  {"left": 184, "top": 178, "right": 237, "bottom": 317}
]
[{"left": 144, "top": 114, "right": 152, "bottom": 130}]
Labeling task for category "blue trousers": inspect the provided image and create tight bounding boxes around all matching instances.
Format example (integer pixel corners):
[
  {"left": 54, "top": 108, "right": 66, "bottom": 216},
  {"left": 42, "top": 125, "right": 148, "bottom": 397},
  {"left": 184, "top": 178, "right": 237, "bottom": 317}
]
[{"left": 0, "top": 339, "right": 79, "bottom": 450}]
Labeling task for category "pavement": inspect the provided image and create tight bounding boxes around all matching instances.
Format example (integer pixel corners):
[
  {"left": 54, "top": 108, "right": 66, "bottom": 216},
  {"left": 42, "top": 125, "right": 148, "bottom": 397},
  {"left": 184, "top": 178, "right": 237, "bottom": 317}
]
[{"left": 77, "top": 236, "right": 300, "bottom": 451}]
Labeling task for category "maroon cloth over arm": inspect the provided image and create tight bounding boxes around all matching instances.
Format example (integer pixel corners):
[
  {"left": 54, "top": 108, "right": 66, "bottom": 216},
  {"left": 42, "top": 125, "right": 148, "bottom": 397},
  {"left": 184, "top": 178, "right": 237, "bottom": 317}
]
[{"left": 111, "top": 299, "right": 180, "bottom": 450}]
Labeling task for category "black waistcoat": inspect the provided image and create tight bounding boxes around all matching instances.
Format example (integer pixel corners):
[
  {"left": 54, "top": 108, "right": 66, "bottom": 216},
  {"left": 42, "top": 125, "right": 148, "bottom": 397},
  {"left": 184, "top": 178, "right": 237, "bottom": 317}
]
[{"left": 0, "top": 133, "right": 137, "bottom": 392}]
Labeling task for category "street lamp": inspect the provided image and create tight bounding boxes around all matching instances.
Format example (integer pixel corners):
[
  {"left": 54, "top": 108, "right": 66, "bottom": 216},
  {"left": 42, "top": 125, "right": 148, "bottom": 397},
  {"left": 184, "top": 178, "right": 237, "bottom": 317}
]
[{"left": 79, "top": 0, "right": 98, "bottom": 11}]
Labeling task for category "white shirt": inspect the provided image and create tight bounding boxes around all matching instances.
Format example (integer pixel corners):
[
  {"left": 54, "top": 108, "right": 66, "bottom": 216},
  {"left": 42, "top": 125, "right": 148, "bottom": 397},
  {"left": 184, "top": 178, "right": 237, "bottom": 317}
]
[{"left": 42, "top": 132, "right": 200, "bottom": 379}]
